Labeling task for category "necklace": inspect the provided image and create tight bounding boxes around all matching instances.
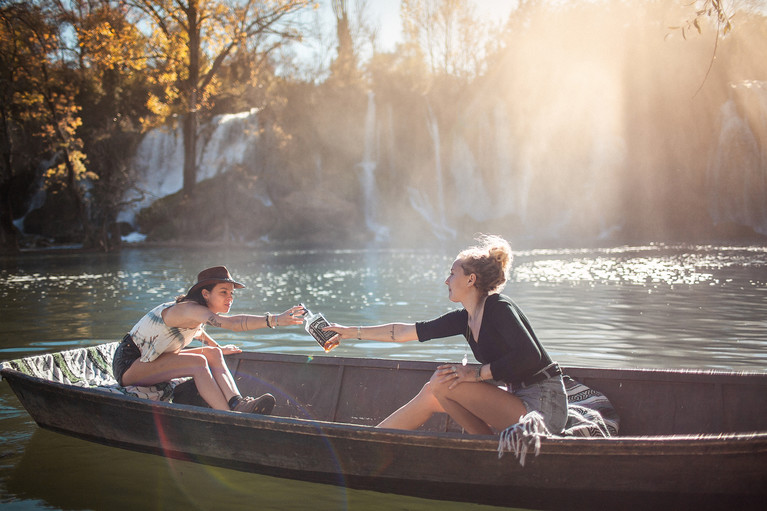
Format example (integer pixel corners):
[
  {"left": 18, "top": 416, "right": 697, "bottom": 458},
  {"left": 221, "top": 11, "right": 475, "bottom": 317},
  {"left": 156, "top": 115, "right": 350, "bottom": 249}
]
[{"left": 463, "top": 296, "right": 486, "bottom": 365}]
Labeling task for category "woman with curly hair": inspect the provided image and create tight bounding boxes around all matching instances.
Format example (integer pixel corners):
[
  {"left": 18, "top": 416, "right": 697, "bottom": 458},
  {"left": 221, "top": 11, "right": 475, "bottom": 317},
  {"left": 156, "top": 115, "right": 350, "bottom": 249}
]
[{"left": 326, "top": 235, "right": 567, "bottom": 435}]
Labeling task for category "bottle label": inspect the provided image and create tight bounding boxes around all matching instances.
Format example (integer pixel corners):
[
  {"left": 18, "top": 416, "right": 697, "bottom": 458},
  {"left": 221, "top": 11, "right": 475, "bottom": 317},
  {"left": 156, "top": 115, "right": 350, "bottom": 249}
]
[{"left": 307, "top": 314, "right": 337, "bottom": 350}]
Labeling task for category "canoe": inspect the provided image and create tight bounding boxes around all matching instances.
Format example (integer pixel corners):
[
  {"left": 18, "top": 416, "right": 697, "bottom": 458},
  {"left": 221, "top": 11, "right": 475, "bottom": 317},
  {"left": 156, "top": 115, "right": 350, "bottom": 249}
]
[{"left": 2, "top": 343, "right": 766, "bottom": 511}]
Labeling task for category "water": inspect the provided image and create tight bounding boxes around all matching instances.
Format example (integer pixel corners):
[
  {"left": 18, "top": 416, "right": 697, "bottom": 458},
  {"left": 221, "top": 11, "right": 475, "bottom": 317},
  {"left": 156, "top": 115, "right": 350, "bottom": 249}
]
[{"left": 1, "top": 244, "right": 766, "bottom": 510}]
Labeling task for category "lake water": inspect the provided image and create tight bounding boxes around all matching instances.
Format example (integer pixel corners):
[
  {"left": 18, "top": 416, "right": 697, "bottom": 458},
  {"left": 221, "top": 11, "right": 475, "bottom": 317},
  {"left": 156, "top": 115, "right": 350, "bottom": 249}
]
[{"left": 1, "top": 244, "right": 765, "bottom": 510}]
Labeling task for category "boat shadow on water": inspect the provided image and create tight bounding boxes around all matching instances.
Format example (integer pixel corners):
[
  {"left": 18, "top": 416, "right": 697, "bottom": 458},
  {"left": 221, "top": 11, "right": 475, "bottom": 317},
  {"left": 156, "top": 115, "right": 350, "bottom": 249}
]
[{"left": 8, "top": 428, "right": 510, "bottom": 511}]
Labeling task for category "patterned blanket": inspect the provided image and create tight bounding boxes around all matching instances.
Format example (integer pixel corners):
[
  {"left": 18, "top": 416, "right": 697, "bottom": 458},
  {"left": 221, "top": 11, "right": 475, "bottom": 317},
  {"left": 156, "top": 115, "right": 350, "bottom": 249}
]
[
  {"left": 498, "top": 375, "right": 620, "bottom": 465},
  {"left": 563, "top": 375, "right": 620, "bottom": 437},
  {"left": 0, "top": 342, "right": 186, "bottom": 401}
]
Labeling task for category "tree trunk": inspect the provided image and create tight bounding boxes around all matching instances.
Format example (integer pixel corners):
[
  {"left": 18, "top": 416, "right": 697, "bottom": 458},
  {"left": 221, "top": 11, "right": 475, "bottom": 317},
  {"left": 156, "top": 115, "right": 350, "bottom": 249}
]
[
  {"left": 0, "top": 182, "right": 19, "bottom": 253},
  {"left": 182, "top": 108, "right": 197, "bottom": 197},
  {"left": 182, "top": 0, "right": 200, "bottom": 197},
  {"left": 0, "top": 107, "right": 19, "bottom": 253}
]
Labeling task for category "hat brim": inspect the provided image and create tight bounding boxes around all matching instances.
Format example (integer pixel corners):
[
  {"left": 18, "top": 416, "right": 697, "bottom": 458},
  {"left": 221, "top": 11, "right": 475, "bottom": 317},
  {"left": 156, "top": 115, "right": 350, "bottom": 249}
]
[{"left": 187, "top": 278, "right": 245, "bottom": 296}]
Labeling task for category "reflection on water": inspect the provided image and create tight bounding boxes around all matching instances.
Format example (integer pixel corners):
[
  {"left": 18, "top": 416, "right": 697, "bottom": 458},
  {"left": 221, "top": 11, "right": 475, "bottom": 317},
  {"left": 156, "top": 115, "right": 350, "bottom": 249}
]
[
  {"left": 6, "top": 429, "right": 503, "bottom": 511},
  {"left": 1, "top": 244, "right": 765, "bottom": 510}
]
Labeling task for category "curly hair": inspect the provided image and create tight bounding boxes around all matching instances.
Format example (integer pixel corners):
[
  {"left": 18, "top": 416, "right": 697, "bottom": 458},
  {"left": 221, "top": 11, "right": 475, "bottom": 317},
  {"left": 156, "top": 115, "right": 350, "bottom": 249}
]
[{"left": 457, "top": 234, "right": 512, "bottom": 295}]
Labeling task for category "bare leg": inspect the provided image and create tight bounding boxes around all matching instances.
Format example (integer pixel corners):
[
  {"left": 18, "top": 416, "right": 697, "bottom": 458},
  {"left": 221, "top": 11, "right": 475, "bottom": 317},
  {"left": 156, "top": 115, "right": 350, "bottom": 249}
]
[
  {"left": 120, "top": 351, "right": 231, "bottom": 410},
  {"left": 430, "top": 376, "right": 528, "bottom": 434},
  {"left": 376, "top": 382, "right": 444, "bottom": 429},
  {"left": 189, "top": 346, "right": 240, "bottom": 402}
]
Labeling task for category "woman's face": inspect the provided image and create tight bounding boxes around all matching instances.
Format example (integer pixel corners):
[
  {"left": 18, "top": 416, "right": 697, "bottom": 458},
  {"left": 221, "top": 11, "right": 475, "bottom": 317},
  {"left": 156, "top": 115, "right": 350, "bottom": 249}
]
[
  {"left": 445, "top": 259, "right": 472, "bottom": 303},
  {"left": 202, "top": 283, "right": 235, "bottom": 314}
]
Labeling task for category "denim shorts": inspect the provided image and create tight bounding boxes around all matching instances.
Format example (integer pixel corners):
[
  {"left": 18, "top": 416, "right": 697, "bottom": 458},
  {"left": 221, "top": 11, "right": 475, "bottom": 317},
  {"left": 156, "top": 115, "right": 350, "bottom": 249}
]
[
  {"left": 112, "top": 334, "right": 141, "bottom": 386},
  {"left": 511, "top": 375, "right": 568, "bottom": 434}
]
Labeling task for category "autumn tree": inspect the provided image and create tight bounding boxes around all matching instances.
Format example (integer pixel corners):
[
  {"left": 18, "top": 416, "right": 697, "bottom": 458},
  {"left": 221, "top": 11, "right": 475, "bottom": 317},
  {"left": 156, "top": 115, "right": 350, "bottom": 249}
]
[
  {"left": 65, "top": 0, "right": 152, "bottom": 249},
  {"left": 0, "top": 2, "right": 52, "bottom": 251},
  {"left": 129, "top": 0, "right": 313, "bottom": 197},
  {"left": 0, "top": 1, "right": 89, "bottom": 250}
]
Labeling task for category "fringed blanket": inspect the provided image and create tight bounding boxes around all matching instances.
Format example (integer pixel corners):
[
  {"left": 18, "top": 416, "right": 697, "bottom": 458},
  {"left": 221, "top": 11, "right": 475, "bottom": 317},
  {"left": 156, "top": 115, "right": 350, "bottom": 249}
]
[
  {"left": 498, "top": 375, "right": 620, "bottom": 466},
  {"left": 563, "top": 375, "right": 620, "bottom": 437},
  {"left": 0, "top": 342, "right": 187, "bottom": 401}
]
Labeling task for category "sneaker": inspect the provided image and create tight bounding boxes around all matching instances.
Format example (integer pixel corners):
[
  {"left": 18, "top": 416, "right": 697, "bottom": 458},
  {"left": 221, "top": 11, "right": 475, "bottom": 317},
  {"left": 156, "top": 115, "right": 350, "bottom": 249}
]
[{"left": 232, "top": 393, "right": 276, "bottom": 415}]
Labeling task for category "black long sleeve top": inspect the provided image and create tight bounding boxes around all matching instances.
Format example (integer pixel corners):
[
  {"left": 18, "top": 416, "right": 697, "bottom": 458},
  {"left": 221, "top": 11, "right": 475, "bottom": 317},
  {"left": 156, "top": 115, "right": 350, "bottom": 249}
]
[{"left": 415, "top": 293, "right": 553, "bottom": 387}]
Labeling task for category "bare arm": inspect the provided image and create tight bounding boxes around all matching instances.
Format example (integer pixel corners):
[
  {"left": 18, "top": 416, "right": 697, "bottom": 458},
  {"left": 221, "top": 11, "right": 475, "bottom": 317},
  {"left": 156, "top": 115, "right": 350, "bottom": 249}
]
[
  {"left": 166, "top": 302, "right": 305, "bottom": 331},
  {"left": 186, "top": 329, "right": 242, "bottom": 355},
  {"left": 325, "top": 323, "right": 419, "bottom": 343}
]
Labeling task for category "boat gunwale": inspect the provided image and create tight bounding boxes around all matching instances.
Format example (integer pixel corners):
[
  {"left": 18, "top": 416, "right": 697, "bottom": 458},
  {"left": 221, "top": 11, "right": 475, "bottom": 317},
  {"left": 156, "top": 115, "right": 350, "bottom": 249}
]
[{"left": 234, "top": 349, "right": 767, "bottom": 381}]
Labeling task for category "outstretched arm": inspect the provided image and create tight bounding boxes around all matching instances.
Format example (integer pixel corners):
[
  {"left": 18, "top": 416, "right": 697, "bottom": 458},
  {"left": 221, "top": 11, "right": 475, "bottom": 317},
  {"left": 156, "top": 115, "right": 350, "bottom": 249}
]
[
  {"left": 167, "top": 302, "right": 306, "bottom": 331},
  {"left": 324, "top": 323, "right": 419, "bottom": 343}
]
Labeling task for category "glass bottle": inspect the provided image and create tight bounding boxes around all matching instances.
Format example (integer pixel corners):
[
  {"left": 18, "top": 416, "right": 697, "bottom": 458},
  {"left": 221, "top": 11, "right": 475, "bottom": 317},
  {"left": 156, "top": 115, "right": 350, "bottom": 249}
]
[{"left": 300, "top": 304, "right": 338, "bottom": 352}]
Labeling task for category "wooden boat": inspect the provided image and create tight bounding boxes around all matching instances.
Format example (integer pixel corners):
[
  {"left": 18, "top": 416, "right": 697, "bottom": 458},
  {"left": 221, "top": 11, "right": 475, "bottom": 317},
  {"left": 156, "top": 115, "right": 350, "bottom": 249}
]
[{"left": 2, "top": 342, "right": 766, "bottom": 511}]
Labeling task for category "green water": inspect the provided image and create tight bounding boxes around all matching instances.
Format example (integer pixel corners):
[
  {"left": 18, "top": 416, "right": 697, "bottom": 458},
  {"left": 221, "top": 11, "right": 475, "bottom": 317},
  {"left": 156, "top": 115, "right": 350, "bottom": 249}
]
[{"left": 1, "top": 244, "right": 765, "bottom": 510}]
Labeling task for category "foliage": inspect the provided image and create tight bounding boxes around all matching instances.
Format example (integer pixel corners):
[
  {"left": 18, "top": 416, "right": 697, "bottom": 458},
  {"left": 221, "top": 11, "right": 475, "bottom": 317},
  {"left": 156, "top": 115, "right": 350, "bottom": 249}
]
[
  {"left": 670, "top": 0, "right": 734, "bottom": 40},
  {"left": 0, "top": 1, "right": 86, "bottom": 250}
]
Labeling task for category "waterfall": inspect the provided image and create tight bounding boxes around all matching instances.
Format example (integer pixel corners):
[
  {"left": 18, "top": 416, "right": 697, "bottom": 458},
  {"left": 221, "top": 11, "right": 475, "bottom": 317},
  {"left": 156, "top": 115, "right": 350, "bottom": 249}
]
[
  {"left": 118, "top": 108, "right": 271, "bottom": 226},
  {"left": 13, "top": 186, "right": 46, "bottom": 234},
  {"left": 408, "top": 104, "right": 456, "bottom": 240},
  {"left": 707, "top": 81, "right": 767, "bottom": 235},
  {"left": 358, "top": 92, "right": 389, "bottom": 242},
  {"left": 13, "top": 156, "right": 56, "bottom": 235}
]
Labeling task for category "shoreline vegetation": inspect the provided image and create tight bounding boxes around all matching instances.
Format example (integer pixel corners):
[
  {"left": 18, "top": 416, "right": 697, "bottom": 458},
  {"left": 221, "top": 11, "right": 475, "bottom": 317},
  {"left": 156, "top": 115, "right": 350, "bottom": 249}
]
[{"left": 7, "top": 221, "right": 767, "bottom": 258}]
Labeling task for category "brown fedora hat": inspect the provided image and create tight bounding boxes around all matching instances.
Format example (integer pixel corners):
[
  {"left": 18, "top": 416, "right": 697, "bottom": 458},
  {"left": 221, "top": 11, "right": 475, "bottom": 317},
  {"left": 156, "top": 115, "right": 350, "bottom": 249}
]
[{"left": 186, "top": 266, "right": 245, "bottom": 296}]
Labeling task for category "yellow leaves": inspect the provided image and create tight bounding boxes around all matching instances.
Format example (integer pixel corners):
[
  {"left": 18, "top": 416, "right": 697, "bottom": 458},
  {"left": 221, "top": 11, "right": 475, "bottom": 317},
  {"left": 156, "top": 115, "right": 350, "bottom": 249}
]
[
  {"left": 146, "top": 93, "right": 173, "bottom": 118},
  {"left": 44, "top": 150, "right": 97, "bottom": 186},
  {"left": 670, "top": 0, "right": 735, "bottom": 41},
  {"left": 77, "top": 15, "right": 146, "bottom": 72}
]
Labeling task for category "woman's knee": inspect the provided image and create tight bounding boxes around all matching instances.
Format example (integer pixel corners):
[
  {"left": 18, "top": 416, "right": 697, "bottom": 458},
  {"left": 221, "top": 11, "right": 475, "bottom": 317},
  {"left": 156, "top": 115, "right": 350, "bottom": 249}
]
[
  {"left": 200, "top": 346, "right": 226, "bottom": 365},
  {"left": 427, "top": 372, "right": 451, "bottom": 399},
  {"left": 183, "top": 353, "right": 214, "bottom": 375}
]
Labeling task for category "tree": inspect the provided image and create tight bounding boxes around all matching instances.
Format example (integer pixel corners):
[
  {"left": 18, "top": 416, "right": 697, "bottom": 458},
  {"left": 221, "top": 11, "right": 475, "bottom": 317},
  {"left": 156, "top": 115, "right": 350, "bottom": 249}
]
[
  {"left": 400, "top": 0, "right": 487, "bottom": 79},
  {"left": 130, "top": 0, "right": 312, "bottom": 197},
  {"left": 0, "top": 2, "right": 49, "bottom": 252},
  {"left": 0, "top": 1, "right": 88, "bottom": 250},
  {"left": 68, "top": 0, "right": 152, "bottom": 250},
  {"left": 329, "top": 0, "right": 356, "bottom": 83}
]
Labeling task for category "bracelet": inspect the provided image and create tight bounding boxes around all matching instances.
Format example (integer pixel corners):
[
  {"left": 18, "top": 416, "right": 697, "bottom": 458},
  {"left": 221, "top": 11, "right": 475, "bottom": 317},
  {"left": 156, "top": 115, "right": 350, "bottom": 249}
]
[
  {"left": 357, "top": 326, "right": 361, "bottom": 340},
  {"left": 476, "top": 365, "right": 485, "bottom": 382},
  {"left": 266, "top": 313, "right": 275, "bottom": 329}
]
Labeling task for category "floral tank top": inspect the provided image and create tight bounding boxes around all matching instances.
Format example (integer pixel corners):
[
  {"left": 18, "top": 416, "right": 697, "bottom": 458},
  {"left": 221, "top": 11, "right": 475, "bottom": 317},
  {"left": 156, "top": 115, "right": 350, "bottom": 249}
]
[{"left": 129, "top": 302, "right": 203, "bottom": 363}]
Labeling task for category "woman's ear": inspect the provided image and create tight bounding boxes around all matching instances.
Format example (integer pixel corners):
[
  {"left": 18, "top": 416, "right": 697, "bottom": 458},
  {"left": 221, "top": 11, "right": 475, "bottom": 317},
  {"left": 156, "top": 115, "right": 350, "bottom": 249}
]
[{"left": 201, "top": 289, "right": 210, "bottom": 303}]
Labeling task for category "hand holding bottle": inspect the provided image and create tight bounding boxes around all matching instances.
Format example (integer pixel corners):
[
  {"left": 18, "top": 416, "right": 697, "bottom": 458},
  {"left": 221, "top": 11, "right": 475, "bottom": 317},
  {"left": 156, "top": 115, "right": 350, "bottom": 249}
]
[{"left": 300, "top": 304, "right": 340, "bottom": 352}]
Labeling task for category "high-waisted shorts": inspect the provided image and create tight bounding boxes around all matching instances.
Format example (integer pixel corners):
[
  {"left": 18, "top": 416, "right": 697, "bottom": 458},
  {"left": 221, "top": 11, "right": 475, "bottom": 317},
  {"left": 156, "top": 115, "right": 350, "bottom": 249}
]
[
  {"left": 511, "top": 375, "right": 568, "bottom": 434},
  {"left": 112, "top": 334, "right": 141, "bottom": 386}
]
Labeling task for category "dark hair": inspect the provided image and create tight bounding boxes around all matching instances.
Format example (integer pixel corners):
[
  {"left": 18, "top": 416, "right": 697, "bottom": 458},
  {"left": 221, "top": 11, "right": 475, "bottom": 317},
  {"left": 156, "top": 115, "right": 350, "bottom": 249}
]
[
  {"left": 457, "top": 234, "right": 512, "bottom": 295},
  {"left": 176, "top": 283, "right": 215, "bottom": 306}
]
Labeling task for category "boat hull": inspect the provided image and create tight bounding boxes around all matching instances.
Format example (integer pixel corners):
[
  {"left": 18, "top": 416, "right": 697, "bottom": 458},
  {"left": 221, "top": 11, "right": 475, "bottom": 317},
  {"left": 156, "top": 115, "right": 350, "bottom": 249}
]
[{"left": 3, "top": 361, "right": 766, "bottom": 511}]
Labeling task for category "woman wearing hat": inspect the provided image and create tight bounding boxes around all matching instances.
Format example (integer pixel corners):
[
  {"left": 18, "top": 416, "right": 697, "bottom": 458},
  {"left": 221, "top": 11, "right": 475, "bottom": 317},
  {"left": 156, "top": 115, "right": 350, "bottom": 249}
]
[{"left": 112, "top": 266, "right": 305, "bottom": 414}]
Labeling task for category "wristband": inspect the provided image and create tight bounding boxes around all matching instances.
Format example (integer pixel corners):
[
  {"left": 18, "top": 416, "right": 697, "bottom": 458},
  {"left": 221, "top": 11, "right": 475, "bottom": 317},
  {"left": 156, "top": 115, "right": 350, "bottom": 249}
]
[{"left": 266, "top": 313, "right": 275, "bottom": 329}]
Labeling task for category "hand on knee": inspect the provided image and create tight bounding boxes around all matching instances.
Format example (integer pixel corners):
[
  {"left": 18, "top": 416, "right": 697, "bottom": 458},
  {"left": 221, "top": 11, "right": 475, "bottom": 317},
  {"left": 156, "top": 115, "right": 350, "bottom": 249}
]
[{"left": 428, "top": 373, "right": 451, "bottom": 399}]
